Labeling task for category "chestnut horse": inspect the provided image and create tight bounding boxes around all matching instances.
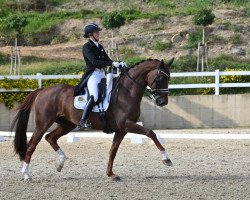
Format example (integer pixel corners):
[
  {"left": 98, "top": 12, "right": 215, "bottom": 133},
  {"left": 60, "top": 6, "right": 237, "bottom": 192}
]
[{"left": 11, "top": 58, "right": 174, "bottom": 181}]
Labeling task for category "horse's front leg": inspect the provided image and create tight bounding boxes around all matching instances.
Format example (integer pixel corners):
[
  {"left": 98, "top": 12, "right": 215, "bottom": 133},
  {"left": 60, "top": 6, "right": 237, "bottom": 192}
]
[
  {"left": 125, "top": 120, "right": 173, "bottom": 166},
  {"left": 107, "top": 132, "right": 125, "bottom": 181}
]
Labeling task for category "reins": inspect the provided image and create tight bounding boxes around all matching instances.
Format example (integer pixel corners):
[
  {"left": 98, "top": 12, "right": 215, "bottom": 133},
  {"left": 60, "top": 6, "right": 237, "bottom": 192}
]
[{"left": 122, "top": 69, "right": 146, "bottom": 91}]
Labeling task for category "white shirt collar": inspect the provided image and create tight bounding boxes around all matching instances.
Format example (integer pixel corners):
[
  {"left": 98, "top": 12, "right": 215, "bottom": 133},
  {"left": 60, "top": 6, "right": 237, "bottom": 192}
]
[{"left": 90, "top": 39, "right": 99, "bottom": 48}]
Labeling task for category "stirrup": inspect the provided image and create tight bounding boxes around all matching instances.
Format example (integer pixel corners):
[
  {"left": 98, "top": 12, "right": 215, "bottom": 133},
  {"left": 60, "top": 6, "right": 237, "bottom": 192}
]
[{"left": 77, "top": 120, "right": 91, "bottom": 131}]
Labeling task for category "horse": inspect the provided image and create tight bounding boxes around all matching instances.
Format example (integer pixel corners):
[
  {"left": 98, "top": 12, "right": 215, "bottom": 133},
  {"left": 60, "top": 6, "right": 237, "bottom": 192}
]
[{"left": 11, "top": 58, "right": 174, "bottom": 181}]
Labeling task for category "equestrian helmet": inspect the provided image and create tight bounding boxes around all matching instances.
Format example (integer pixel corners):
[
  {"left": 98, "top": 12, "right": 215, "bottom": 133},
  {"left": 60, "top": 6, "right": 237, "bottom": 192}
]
[{"left": 83, "top": 23, "right": 102, "bottom": 38}]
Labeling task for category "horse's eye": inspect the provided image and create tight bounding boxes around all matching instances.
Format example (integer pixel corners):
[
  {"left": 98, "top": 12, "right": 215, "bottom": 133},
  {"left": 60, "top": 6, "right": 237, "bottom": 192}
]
[
  {"left": 160, "top": 76, "right": 165, "bottom": 81},
  {"left": 156, "top": 76, "right": 163, "bottom": 82}
]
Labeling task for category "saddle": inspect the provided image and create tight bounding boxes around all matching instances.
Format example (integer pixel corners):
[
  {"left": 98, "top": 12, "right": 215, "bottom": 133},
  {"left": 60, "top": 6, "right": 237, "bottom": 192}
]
[{"left": 74, "top": 73, "right": 115, "bottom": 133}]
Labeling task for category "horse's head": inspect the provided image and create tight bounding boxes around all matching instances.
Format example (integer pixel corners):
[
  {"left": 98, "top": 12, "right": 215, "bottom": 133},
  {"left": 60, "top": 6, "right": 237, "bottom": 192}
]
[{"left": 146, "top": 58, "right": 174, "bottom": 106}]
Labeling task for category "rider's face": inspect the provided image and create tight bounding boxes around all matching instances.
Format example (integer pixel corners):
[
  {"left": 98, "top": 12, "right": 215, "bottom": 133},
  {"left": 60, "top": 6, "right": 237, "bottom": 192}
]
[{"left": 92, "top": 31, "right": 100, "bottom": 41}]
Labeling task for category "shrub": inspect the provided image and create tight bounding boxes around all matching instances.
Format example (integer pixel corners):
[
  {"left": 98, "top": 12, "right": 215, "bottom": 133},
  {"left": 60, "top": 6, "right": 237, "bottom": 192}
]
[
  {"left": 149, "top": 0, "right": 176, "bottom": 9},
  {"left": 221, "top": 0, "right": 248, "bottom": 5},
  {"left": 0, "top": 7, "right": 12, "bottom": 18},
  {"left": 51, "top": 35, "right": 66, "bottom": 45},
  {"left": 222, "top": 22, "right": 240, "bottom": 32},
  {"left": 209, "top": 54, "right": 250, "bottom": 71},
  {"left": 230, "top": 33, "right": 243, "bottom": 45},
  {"left": 207, "top": 34, "right": 226, "bottom": 45},
  {"left": 0, "top": 78, "right": 80, "bottom": 109},
  {"left": 185, "top": 31, "right": 203, "bottom": 49},
  {"left": 125, "top": 57, "right": 144, "bottom": 67},
  {"left": 172, "top": 56, "right": 197, "bottom": 72},
  {"left": 153, "top": 41, "right": 172, "bottom": 51},
  {"left": 0, "top": 52, "right": 8, "bottom": 64},
  {"left": 119, "top": 47, "right": 136, "bottom": 59},
  {"left": 102, "top": 11, "right": 126, "bottom": 29}
]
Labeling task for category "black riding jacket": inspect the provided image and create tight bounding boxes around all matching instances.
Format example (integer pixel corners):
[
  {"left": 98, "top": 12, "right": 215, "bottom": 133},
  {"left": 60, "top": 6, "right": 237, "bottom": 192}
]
[{"left": 82, "top": 40, "right": 113, "bottom": 73}]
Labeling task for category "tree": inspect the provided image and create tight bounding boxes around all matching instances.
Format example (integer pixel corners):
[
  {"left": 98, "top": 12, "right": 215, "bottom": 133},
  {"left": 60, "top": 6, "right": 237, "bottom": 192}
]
[
  {"left": 102, "top": 11, "right": 126, "bottom": 59},
  {"left": 192, "top": 8, "right": 215, "bottom": 44},
  {"left": 192, "top": 8, "right": 215, "bottom": 71},
  {"left": 0, "top": 13, "right": 28, "bottom": 43},
  {"left": 102, "top": 11, "right": 125, "bottom": 30}
]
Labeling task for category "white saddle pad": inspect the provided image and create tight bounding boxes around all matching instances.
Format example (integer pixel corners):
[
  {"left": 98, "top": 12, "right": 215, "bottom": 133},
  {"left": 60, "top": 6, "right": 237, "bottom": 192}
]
[{"left": 74, "top": 73, "right": 114, "bottom": 112}]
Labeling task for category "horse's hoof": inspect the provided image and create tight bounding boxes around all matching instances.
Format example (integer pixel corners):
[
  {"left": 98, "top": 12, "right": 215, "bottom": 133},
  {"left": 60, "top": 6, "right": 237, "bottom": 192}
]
[
  {"left": 24, "top": 177, "right": 32, "bottom": 181},
  {"left": 56, "top": 157, "right": 66, "bottom": 172},
  {"left": 111, "top": 175, "right": 121, "bottom": 181},
  {"left": 24, "top": 174, "right": 32, "bottom": 181},
  {"left": 56, "top": 163, "right": 63, "bottom": 172},
  {"left": 162, "top": 159, "right": 173, "bottom": 166}
]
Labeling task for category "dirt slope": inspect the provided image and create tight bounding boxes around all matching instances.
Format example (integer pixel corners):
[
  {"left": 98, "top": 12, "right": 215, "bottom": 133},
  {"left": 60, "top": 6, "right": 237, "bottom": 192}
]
[{"left": 0, "top": 8, "right": 249, "bottom": 61}]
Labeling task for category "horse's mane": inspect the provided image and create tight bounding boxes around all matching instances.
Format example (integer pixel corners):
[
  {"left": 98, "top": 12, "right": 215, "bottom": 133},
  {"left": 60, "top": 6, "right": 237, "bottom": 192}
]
[{"left": 129, "top": 59, "right": 160, "bottom": 69}]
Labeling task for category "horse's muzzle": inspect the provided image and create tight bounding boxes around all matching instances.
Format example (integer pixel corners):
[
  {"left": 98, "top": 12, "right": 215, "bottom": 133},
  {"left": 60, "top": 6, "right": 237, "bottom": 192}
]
[{"left": 155, "top": 96, "right": 168, "bottom": 106}]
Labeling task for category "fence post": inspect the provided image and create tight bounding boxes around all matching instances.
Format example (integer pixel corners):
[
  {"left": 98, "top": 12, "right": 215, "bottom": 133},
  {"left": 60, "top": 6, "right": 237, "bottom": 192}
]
[
  {"left": 215, "top": 69, "right": 220, "bottom": 95},
  {"left": 36, "top": 73, "right": 42, "bottom": 88}
]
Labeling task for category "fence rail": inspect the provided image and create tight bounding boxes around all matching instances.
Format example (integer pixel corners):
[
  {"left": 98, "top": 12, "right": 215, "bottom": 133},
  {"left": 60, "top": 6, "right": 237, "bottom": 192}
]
[{"left": 1, "top": 70, "right": 250, "bottom": 95}]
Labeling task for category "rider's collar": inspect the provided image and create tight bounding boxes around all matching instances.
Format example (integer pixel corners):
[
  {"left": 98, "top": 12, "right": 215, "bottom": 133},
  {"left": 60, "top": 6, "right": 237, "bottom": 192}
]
[{"left": 90, "top": 39, "right": 99, "bottom": 48}]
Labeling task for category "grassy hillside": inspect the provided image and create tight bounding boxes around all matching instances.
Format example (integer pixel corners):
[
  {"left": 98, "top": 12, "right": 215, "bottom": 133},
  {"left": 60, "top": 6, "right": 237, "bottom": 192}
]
[{"left": 0, "top": 0, "right": 249, "bottom": 75}]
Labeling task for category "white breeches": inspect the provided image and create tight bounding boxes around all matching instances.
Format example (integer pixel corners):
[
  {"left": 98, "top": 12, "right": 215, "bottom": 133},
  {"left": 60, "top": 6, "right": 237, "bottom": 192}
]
[{"left": 87, "top": 69, "right": 106, "bottom": 102}]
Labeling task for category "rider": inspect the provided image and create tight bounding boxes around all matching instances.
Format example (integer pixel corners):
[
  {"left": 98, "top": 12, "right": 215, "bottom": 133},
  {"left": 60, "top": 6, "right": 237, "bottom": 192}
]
[{"left": 77, "top": 23, "right": 126, "bottom": 130}]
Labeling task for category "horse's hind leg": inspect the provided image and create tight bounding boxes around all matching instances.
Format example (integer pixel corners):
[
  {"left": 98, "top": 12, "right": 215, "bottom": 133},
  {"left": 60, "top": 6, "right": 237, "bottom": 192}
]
[
  {"left": 22, "top": 123, "right": 53, "bottom": 180},
  {"left": 45, "top": 118, "right": 76, "bottom": 172}
]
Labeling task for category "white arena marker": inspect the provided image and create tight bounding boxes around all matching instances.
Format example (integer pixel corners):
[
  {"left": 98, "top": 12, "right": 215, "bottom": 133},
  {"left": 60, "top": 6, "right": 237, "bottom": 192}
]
[
  {"left": 0, "top": 136, "right": 5, "bottom": 142},
  {"left": 130, "top": 122, "right": 145, "bottom": 144},
  {"left": 67, "top": 133, "right": 80, "bottom": 143},
  {"left": 150, "top": 133, "right": 166, "bottom": 145},
  {"left": 156, "top": 133, "right": 166, "bottom": 144},
  {"left": 131, "top": 136, "right": 146, "bottom": 144}
]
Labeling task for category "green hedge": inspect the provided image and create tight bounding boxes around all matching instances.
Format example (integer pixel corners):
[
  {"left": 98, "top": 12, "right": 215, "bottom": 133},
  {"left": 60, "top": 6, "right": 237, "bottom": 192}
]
[
  {"left": 0, "top": 78, "right": 80, "bottom": 109},
  {"left": 1, "top": 68, "right": 250, "bottom": 109}
]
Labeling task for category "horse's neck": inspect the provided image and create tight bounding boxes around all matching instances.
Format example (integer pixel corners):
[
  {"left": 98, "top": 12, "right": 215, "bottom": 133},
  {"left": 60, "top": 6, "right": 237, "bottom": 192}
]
[
  {"left": 122, "top": 64, "right": 154, "bottom": 100},
  {"left": 129, "top": 64, "right": 154, "bottom": 85}
]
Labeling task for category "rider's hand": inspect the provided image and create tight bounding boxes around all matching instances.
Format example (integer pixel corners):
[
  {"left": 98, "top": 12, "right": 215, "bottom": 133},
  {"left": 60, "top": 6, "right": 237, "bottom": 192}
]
[
  {"left": 112, "top": 61, "right": 127, "bottom": 68},
  {"left": 112, "top": 61, "right": 121, "bottom": 68},
  {"left": 120, "top": 62, "right": 127, "bottom": 68}
]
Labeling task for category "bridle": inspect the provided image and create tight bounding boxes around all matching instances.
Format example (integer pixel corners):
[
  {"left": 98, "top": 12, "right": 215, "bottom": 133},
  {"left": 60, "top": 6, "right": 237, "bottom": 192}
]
[
  {"left": 121, "top": 65, "right": 170, "bottom": 101},
  {"left": 147, "top": 66, "right": 170, "bottom": 100}
]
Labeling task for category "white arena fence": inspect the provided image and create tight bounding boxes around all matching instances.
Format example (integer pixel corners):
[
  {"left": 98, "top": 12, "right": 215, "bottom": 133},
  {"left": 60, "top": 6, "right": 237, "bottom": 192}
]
[
  {"left": 1, "top": 70, "right": 250, "bottom": 143},
  {"left": 1, "top": 70, "right": 250, "bottom": 95}
]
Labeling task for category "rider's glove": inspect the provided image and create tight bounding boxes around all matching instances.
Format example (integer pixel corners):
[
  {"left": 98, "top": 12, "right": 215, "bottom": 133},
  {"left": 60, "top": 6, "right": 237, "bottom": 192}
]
[
  {"left": 112, "top": 61, "right": 127, "bottom": 68},
  {"left": 112, "top": 61, "right": 121, "bottom": 68},
  {"left": 120, "top": 62, "right": 127, "bottom": 68}
]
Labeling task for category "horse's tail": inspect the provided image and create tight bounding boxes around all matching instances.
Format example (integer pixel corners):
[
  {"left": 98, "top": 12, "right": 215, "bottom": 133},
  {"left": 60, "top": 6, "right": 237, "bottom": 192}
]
[{"left": 11, "top": 88, "right": 43, "bottom": 161}]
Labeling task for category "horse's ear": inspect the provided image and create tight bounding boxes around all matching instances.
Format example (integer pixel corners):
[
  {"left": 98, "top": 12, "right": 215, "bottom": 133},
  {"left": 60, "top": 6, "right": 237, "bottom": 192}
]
[
  {"left": 159, "top": 59, "right": 164, "bottom": 69},
  {"left": 166, "top": 57, "right": 175, "bottom": 67}
]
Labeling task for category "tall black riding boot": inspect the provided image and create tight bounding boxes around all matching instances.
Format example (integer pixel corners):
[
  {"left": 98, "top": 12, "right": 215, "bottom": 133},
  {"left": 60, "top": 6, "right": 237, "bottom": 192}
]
[{"left": 77, "top": 95, "right": 95, "bottom": 130}]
